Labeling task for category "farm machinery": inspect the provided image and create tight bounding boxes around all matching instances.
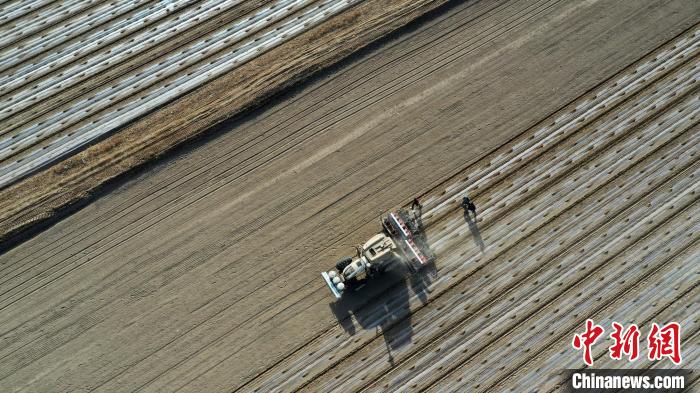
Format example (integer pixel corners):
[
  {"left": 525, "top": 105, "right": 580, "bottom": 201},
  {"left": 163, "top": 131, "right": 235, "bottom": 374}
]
[{"left": 321, "top": 208, "right": 435, "bottom": 299}]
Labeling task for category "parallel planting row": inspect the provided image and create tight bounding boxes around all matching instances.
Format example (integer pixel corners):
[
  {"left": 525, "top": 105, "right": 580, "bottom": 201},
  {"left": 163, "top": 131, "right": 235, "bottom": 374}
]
[
  {"left": 242, "top": 25, "right": 700, "bottom": 392},
  {"left": 0, "top": 0, "right": 364, "bottom": 188}
]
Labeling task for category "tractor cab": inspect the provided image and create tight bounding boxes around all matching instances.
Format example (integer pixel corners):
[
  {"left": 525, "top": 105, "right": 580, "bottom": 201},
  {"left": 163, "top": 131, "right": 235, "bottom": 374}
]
[{"left": 362, "top": 233, "right": 396, "bottom": 264}]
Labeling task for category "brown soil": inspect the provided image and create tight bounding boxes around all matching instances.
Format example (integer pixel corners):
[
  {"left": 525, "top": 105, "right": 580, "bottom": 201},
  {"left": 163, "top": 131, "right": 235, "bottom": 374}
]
[
  {"left": 0, "top": 0, "right": 450, "bottom": 245},
  {"left": 0, "top": 0, "right": 698, "bottom": 391}
]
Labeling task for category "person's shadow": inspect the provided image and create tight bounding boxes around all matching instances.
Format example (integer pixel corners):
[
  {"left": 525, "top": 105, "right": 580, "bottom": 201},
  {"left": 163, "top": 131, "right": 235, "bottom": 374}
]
[{"left": 463, "top": 210, "right": 485, "bottom": 252}]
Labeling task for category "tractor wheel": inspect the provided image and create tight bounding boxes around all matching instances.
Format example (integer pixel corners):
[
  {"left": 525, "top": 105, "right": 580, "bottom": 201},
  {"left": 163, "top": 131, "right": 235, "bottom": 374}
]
[{"left": 335, "top": 257, "right": 352, "bottom": 271}]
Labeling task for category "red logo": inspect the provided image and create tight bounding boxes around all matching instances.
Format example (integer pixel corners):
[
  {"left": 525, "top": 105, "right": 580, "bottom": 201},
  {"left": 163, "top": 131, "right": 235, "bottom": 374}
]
[
  {"left": 609, "top": 322, "right": 640, "bottom": 361},
  {"left": 647, "top": 322, "right": 682, "bottom": 365},
  {"left": 572, "top": 320, "right": 682, "bottom": 366},
  {"left": 572, "top": 319, "right": 605, "bottom": 366}
]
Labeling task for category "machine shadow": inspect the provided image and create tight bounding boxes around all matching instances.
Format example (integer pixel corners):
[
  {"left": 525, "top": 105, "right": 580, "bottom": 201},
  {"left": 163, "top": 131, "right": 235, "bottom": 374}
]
[
  {"left": 408, "top": 207, "right": 436, "bottom": 305},
  {"left": 329, "top": 207, "right": 437, "bottom": 362},
  {"left": 329, "top": 264, "right": 412, "bottom": 346}
]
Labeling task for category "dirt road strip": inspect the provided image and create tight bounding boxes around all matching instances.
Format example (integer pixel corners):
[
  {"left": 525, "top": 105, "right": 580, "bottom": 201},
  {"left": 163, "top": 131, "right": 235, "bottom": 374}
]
[
  {"left": 0, "top": 0, "right": 698, "bottom": 391},
  {"left": 0, "top": 0, "right": 451, "bottom": 246}
]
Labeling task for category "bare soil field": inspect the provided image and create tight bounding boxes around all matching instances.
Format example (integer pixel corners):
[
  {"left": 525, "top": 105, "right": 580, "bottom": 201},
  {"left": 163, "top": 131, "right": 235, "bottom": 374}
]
[
  {"left": 1, "top": 0, "right": 698, "bottom": 391},
  {"left": 0, "top": 0, "right": 450, "bottom": 244}
]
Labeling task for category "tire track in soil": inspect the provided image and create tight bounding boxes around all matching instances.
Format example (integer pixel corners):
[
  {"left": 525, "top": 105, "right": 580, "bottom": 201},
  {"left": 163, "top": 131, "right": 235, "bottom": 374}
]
[
  {"left": 0, "top": 0, "right": 580, "bottom": 331},
  {"left": 302, "top": 76, "right": 700, "bottom": 392},
  {"left": 0, "top": 0, "right": 552, "bottom": 277},
  {"left": 241, "top": 26, "right": 700, "bottom": 388},
  {"left": 307, "top": 112, "right": 700, "bottom": 392},
  {"left": 1, "top": 2, "right": 700, "bottom": 388}
]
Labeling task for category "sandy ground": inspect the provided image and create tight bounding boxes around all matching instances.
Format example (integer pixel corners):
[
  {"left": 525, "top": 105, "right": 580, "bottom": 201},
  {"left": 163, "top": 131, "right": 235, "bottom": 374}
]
[
  {"left": 0, "top": 0, "right": 450, "bottom": 244},
  {"left": 0, "top": 0, "right": 698, "bottom": 391}
]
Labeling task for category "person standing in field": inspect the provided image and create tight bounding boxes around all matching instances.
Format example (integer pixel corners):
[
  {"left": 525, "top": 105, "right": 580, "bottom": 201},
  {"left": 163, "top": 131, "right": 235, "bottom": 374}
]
[
  {"left": 461, "top": 196, "right": 476, "bottom": 216},
  {"left": 411, "top": 197, "right": 422, "bottom": 211}
]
